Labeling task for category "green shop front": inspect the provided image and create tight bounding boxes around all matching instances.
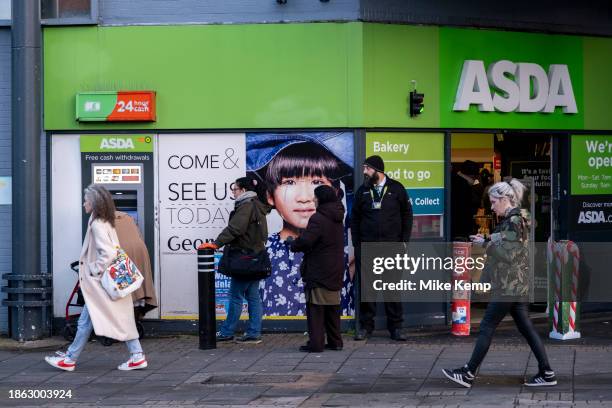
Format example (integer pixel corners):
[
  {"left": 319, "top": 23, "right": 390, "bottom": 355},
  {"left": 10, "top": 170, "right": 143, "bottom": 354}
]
[{"left": 43, "top": 22, "right": 612, "bottom": 332}]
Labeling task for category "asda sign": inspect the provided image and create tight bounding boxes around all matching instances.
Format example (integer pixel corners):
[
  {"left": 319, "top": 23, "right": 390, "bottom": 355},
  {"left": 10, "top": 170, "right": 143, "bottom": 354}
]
[
  {"left": 439, "top": 28, "right": 584, "bottom": 129},
  {"left": 100, "top": 137, "right": 135, "bottom": 149},
  {"left": 453, "top": 60, "right": 577, "bottom": 114},
  {"left": 80, "top": 135, "right": 154, "bottom": 153},
  {"left": 577, "top": 210, "right": 612, "bottom": 224}
]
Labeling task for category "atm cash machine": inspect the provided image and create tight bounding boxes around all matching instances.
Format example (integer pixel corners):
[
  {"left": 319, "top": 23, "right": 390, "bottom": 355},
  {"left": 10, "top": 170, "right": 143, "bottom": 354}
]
[
  {"left": 80, "top": 135, "right": 154, "bottom": 267},
  {"left": 90, "top": 164, "right": 145, "bottom": 237}
]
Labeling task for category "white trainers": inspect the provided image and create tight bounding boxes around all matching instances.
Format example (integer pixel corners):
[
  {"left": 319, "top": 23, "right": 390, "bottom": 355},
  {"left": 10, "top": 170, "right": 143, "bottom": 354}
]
[
  {"left": 442, "top": 366, "right": 475, "bottom": 388},
  {"left": 44, "top": 355, "right": 76, "bottom": 372},
  {"left": 117, "top": 354, "right": 148, "bottom": 371},
  {"left": 525, "top": 370, "right": 557, "bottom": 386}
]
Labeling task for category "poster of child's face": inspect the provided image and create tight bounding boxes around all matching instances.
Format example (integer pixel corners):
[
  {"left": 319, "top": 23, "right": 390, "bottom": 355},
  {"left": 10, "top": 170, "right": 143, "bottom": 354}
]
[
  {"left": 268, "top": 174, "right": 332, "bottom": 232},
  {"left": 246, "top": 132, "right": 355, "bottom": 318}
]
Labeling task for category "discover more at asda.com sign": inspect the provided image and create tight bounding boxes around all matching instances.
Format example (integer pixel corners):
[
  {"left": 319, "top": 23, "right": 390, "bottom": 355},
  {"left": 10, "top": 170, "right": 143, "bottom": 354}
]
[
  {"left": 570, "top": 135, "right": 612, "bottom": 231},
  {"left": 453, "top": 60, "right": 577, "bottom": 114}
]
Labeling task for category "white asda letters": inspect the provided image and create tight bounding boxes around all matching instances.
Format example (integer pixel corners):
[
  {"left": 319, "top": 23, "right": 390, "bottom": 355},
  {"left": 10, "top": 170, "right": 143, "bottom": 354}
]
[
  {"left": 487, "top": 60, "right": 519, "bottom": 113},
  {"left": 517, "top": 63, "right": 549, "bottom": 113},
  {"left": 453, "top": 60, "right": 494, "bottom": 111},
  {"left": 99, "top": 137, "right": 135, "bottom": 149},
  {"left": 453, "top": 60, "right": 577, "bottom": 114},
  {"left": 544, "top": 65, "right": 578, "bottom": 113}
]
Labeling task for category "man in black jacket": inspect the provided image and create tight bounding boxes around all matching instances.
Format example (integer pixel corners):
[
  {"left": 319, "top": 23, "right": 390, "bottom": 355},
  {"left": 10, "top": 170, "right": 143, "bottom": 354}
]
[{"left": 351, "top": 155, "right": 413, "bottom": 341}]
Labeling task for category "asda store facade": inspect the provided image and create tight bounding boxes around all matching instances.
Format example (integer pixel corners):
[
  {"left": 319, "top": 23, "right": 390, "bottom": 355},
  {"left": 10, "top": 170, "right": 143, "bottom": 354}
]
[{"left": 43, "top": 22, "right": 612, "bottom": 331}]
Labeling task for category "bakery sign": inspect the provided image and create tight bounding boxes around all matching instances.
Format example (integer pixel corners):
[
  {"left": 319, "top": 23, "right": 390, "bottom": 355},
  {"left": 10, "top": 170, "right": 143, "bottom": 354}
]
[
  {"left": 76, "top": 91, "right": 156, "bottom": 122},
  {"left": 453, "top": 60, "right": 577, "bottom": 114}
]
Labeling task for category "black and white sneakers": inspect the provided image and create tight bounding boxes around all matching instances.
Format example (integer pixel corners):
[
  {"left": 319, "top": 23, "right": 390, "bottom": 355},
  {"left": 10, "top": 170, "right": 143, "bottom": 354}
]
[
  {"left": 525, "top": 371, "right": 557, "bottom": 387},
  {"left": 442, "top": 365, "right": 475, "bottom": 388},
  {"left": 443, "top": 366, "right": 557, "bottom": 388}
]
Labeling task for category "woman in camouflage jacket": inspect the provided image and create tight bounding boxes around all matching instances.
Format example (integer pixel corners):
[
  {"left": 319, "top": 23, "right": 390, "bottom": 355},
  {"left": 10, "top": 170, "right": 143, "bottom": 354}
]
[
  {"left": 483, "top": 204, "right": 530, "bottom": 298},
  {"left": 443, "top": 179, "right": 556, "bottom": 389}
]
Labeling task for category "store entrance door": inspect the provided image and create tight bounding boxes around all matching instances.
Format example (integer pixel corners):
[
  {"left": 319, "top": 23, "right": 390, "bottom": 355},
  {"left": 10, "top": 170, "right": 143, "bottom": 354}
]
[
  {"left": 450, "top": 132, "right": 553, "bottom": 315},
  {"left": 497, "top": 133, "right": 552, "bottom": 304},
  {"left": 497, "top": 133, "right": 552, "bottom": 243}
]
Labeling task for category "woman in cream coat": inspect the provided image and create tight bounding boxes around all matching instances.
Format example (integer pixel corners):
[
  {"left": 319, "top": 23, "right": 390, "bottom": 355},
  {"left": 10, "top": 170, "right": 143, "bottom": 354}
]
[{"left": 45, "top": 185, "right": 147, "bottom": 372}]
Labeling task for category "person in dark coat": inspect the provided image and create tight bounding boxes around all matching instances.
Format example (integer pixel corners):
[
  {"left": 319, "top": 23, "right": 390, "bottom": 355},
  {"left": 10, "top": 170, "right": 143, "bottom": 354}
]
[
  {"left": 351, "top": 155, "right": 413, "bottom": 341},
  {"left": 290, "top": 185, "right": 345, "bottom": 353},
  {"left": 201, "top": 177, "right": 271, "bottom": 344}
]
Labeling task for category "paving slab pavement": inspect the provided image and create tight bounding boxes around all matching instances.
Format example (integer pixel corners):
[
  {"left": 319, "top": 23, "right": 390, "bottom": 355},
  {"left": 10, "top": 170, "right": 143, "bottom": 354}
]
[{"left": 0, "top": 318, "right": 611, "bottom": 407}]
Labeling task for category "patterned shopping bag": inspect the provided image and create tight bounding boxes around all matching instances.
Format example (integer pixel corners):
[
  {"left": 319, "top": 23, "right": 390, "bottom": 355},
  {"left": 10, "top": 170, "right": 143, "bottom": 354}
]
[{"left": 101, "top": 248, "right": 144, "bottom": 300}]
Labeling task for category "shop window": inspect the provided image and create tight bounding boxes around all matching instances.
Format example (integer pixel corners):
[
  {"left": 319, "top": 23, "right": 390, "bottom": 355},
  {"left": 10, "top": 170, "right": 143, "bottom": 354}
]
[
  {"left": 366, "top": 132, "right": 446, "bottom": 240},
  {"left": 41, "top": 0, "right": 98, "bottom": 25},
  {"left": 0, "top": 0, "right": 10, "bottom": 25},
  {"left": 0, "top": 0, "right": 98, "bottom": 26}
]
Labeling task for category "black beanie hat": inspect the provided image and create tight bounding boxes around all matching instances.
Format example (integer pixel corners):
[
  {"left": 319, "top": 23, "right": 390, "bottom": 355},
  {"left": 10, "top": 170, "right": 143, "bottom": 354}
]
[
  {"left": 314, "top": 185, "right": 338, "bottom": 205},
  {"left": 363, "top": 155, "right": 385, "bottom": 172}
]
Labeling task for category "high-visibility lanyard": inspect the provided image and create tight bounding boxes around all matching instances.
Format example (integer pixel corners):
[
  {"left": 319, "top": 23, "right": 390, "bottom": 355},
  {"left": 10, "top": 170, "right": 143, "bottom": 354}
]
[{"left": 370, "top": 185, "right": 387, "bottom": 204}]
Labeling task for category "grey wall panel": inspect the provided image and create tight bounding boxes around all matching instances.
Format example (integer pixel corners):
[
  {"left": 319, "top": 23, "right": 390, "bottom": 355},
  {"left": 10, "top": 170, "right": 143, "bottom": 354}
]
[
  {"left": 99, "top": 0, "right": 609, "bottom": 36},
  {"left": 360, "top": 0, "right": 612, "bottom": 37},
  {"left": 0, "top": 30, "right": 47, "bottom": 335},
  {"left": 99, "top": 0, "right": 359, "bottom": 25},
  {"left": 0, "top": 28, "right": 11, "bottom": 334}
]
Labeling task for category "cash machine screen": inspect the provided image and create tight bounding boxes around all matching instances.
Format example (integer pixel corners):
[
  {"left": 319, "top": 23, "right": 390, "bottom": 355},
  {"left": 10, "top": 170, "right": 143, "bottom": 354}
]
[{"left": 93, "top": 165, "right": 141, "bottom": 184}]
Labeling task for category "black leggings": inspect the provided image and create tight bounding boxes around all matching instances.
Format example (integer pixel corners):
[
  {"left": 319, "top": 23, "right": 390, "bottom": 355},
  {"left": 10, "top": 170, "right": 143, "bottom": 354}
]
[{"left": 467, "top": 302, "right": 552, "bottom": 373}]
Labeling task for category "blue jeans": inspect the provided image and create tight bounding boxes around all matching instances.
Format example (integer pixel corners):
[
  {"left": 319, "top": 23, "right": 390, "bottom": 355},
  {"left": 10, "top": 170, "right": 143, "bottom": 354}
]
[
  {"left": 219, "top": 278, "right": 262, "bottom": 338},
  {"left": 66, "top": 304, "right": 143, "bottom": 361}
]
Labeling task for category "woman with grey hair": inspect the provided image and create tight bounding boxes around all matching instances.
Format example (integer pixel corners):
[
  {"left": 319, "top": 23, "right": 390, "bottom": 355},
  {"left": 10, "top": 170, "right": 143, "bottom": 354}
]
[
  {"left": 443, "top": 178, "right": 555, "bottom": 388},
  {"left": 45, "top": 185, "right": 147, "bottom": 372}
]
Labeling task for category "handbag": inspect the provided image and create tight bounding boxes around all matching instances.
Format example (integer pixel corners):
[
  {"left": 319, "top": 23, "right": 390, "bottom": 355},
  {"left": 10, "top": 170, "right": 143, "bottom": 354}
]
[
  {"left": 101, "top": 248, "right": 144, "bottom": 300},
  {"left": 218, "top": 200, "right": 271, "bottom": 280},
  {"left": 218, "top": 246, "right": 271, "bottom": 280}
]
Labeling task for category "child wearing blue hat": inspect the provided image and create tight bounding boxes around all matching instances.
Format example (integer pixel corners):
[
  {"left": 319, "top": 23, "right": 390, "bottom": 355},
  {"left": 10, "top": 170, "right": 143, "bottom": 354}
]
[{"left": 247, "top": 134, "right": 354, "bottom": 318}]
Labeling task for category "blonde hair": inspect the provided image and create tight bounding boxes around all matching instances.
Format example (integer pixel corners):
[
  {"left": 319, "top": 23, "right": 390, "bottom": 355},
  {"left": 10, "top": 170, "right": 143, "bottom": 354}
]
[
  {"left": 488, "top": 178, "right": 526, "bottom": 208},
  {"left": 84, "top": 184, "right": 116, "bottom": 226}
]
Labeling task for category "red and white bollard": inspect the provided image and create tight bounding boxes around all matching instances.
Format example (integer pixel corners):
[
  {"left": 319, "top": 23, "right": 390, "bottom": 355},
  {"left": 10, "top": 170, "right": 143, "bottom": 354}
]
[
  {"left": 548, "top": 239, "right": 581, "bottom": 340},
  {"left": 451, "top": 242, "right": 472, "bottom": 336}
]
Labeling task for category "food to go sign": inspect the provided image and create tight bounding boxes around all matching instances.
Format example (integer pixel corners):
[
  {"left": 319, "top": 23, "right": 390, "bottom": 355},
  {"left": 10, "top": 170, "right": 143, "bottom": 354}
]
[
  {"left": 76, "top": 91, "right": 156, "bottom": 122},
  {"left": 366, "top": 132, "right": 445, "bottom": 216}
]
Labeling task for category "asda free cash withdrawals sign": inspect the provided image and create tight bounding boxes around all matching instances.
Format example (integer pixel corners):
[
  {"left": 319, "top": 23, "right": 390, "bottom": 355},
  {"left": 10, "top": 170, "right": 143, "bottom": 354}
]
[
  {"left": 366, "top": 132, "right": 444, "bottom": 215},
  {"left": 80, "top": 135, "right": 154, "bottom": 153}
]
